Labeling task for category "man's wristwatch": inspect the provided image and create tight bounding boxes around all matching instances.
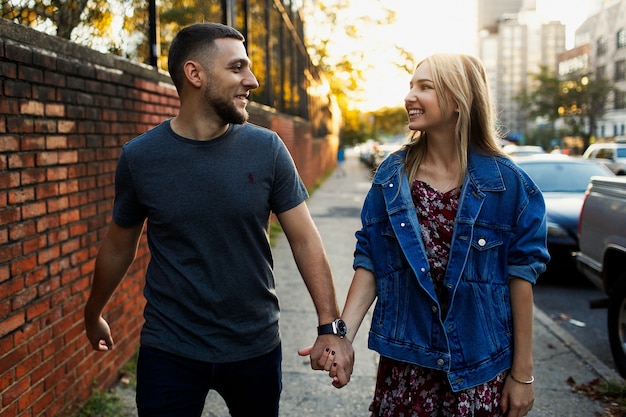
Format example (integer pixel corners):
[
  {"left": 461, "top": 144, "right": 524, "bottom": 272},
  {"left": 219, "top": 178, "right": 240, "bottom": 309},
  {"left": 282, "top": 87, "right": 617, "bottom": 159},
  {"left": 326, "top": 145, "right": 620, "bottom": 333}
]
[{"left": 317, "top": 318, "right": 347, "bottom": 338}]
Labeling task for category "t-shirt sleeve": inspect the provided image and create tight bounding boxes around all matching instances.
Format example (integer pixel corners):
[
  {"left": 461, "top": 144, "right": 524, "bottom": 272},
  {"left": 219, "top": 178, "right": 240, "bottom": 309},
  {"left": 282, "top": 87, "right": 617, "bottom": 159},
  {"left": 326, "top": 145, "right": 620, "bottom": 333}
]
[
  {"left": 269, "top": 137, "right": 309, "bottom": 214},
  {"left": 112, "top": 150, "right": 148, "bottom": 227}
]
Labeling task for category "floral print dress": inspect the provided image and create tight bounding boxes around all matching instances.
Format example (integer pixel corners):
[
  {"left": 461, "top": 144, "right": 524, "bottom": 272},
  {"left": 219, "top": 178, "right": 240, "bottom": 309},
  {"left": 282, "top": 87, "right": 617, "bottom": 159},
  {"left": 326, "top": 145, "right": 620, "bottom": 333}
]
[{"left": 369, "top": 180, "right": 506, "bottom": 417}]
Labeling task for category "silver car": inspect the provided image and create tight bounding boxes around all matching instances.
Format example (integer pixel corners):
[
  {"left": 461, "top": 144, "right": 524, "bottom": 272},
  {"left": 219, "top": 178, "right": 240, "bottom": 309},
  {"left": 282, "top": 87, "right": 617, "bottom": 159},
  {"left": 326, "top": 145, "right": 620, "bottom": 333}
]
[{"left": 582, "top": 141, "right": 626, "bottom": 175}]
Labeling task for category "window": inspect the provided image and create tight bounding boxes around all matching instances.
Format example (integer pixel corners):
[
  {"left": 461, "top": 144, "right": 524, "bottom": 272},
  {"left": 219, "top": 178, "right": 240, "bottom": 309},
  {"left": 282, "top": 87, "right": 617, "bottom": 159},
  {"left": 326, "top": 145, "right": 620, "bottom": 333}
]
[
  {"left": 616, "top": 90, "right": 626, "bottom": 110},
  {"left": 618, "top": 29, "right": 626, "bottom": 49},
  {"left": 597, "top": 36, "right": 608, "bottom": 56},
  {"left": 616, "top": 60, "right": 626, "bottom": 81}
]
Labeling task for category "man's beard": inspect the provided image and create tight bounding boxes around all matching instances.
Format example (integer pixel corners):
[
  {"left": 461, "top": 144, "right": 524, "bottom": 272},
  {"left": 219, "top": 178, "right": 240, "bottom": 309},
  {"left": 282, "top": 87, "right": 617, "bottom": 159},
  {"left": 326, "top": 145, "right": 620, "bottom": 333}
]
[{"left": 204, "top": 85, "right": 248, "bottom": 125}]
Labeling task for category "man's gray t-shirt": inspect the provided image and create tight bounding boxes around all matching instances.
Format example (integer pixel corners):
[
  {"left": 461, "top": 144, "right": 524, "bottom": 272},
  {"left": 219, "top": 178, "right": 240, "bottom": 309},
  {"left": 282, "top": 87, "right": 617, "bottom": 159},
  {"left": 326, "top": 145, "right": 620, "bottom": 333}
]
[{"left": 112, "top": 120, "right": 308, "bottom": 362}]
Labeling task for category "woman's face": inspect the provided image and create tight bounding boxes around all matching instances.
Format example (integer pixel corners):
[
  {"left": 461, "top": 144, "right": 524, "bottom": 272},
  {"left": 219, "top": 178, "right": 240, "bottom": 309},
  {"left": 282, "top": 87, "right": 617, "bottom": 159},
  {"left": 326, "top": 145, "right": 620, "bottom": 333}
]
[{"left": 404, "top": 61, "right": 457, "bottom": 134}]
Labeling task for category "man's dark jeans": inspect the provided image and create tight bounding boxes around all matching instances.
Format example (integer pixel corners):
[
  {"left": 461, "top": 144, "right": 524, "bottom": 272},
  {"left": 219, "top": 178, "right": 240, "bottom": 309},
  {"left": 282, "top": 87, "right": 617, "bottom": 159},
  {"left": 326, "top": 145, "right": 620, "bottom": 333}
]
[{"left": 136, "top": 343, "right": 282, "bottom": 417}]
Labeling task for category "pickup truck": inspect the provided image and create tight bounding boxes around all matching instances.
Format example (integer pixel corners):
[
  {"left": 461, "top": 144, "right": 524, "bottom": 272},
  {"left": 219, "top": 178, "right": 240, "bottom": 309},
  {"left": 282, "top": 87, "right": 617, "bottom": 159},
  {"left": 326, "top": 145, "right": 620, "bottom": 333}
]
[{"left": 575, "top": 175, "right": 626, "bottom": 377}]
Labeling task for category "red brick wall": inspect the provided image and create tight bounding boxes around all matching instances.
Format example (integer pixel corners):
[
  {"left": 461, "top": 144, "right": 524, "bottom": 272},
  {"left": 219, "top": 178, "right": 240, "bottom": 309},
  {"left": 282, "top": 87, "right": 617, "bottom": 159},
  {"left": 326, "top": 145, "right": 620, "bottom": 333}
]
[{"left": 0, "top": 19, "right": 337, "bottom": 417}]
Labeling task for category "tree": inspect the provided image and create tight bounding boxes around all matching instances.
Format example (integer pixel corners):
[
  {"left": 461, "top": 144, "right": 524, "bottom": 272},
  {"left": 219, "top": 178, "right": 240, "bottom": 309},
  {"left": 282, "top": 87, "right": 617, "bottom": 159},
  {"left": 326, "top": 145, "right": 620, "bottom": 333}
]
[
  {"left": 519, "top": 65, "right": 615, "bottom": 150},
  {"left": 560, "top": 73, "right": 614, "bottom": 149},
  {"left": 0, "top": 0, "right": 133, "bottom": 54}
]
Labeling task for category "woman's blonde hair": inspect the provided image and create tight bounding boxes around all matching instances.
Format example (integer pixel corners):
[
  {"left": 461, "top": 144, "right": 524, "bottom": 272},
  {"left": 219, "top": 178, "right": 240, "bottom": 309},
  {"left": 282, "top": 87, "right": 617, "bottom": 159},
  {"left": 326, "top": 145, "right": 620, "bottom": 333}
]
[{"left": 404, "top": 53, "right": 505, "bottom": 183}]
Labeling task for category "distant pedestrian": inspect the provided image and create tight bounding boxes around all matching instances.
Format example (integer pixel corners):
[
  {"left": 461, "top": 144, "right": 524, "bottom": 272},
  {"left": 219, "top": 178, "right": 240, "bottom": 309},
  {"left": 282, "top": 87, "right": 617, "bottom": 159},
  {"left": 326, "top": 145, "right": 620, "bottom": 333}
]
[
  {"left": 306, "top": 53, "right": 550, "bottom": 417},
  {"left": 84, "top": 22, "right": 346, "bottom": 417},
  {"left": 336, "top": 145, "right": 346, "bottom": 177}
]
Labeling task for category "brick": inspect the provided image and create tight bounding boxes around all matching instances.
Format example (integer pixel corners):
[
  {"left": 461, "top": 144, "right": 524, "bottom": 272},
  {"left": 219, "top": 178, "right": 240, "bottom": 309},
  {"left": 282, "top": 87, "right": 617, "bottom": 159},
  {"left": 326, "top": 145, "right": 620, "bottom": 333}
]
[
  {"left": 30, "top": 268, "right": 54, "bottom": 289},
  {"left": 19, "top": 66, "right": 44, "bottom": 84},
  {"left": 20, "top": 136, "right": 45, "bottom": 150},
  {"left": 34, "top": 118, "right": 57, "bottom": 133},
  {"left": 58, "top": 150, "right": 78, "bottom": 164},
  {"left": 36, "top": 214, "right": 60, "bottom": 233},
  {"left": 8, "top": 153, "right": 35, "bottom": 169},
  {"left": 8, "top": 220, "right": 36, "bottom": 240},
  {"left": 46, "top": 196, "right": 69, "bottom": 213},
  {"left": 4, "top": 41, "right": 33, "bottom": 64},
  {"left": 31, "top": 390, "right": 55, "bottom": 416},
  {"left": 0, "top": 170, "right": 21, "bottom": 188},
  {"left": 6, "top": 114, "right": 34, "bottom": 132},
  {"left": 33, "top": 84, "right": 56, "bottom": 101},
  {"left": 17, "top": 379, "right": 44, "bottom": 413},
  {"left": 22, "top": 234, "right": 47, "bottom": 255},
  {"left": 58, "top": 121, "right": 76, "bottom": 134},
  {"left": 30, "top": 356, "right": 54, "bottom": 382},
  {"left": 35, "top": 182, "right": 59, "bottom": 200},
  {"left": 37, "top": 245, "right": 60, "bottom": 265},
  {"left": 3, "top": 79, "right": 32, "bottom": 99},
  {"left": 21, "top": 167, "right": 46, "bottom": 186},
  {"left": 59, "top": 209, "right": 79, "bottom": 225},
  {"left": 26, "top": 299, "right": 52, "bottom": 324},
  {"left": 0, "top": 207, "right": 20, "bottom": 228},
  {"left": 11, "top": 287, "right": 37, "bottom": 310},
  {"left": 0, "top": 61, "right": 17, "bottom": 79},
  {"left": 33, "top": 49, "right": 57, "bottom": 70},
  {"left": 20, "top": 100, "right": 45, "bottom": 116},
  {"left": 0, "top": 136, "right": 19, "bottom": 151},
  {"left": 0, "top": 313, "right": 24, "bottom": 338},
  {"left": 46, "top": 166, "right": 68, "bottom": 181},
  {"left": 45, "top": 103, "right": 65, "bottom": 118},
  {"left": 0, "top": 241, "right": 21, "bottom": 264},
  {"left": 11, "top": 254, "right": 37, "bottom": 276},
  {"left": 36, "top": 151, "right": 59, "bottom": 166},
  {"left": 7, "top": 187, "right": 35, "bottom": 206},
  {"left": 44, "top": 70, "right": 65, "bottom": 87},
  {"left": 21, "top": 201, "right": 46, "bottom": 219},
  {"left": 13, "top": 321, "right": 38, "bottom": 347},
  {"left": 15, "top": 351, "right": 42, "bottom": 380}
]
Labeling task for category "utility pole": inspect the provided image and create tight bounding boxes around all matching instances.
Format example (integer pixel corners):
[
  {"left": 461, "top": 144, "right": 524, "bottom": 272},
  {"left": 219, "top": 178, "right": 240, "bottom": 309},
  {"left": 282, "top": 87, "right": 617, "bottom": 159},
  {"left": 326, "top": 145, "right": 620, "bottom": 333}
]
[{"left": 148, "top": 0, "right": 159, "bottom": 68}]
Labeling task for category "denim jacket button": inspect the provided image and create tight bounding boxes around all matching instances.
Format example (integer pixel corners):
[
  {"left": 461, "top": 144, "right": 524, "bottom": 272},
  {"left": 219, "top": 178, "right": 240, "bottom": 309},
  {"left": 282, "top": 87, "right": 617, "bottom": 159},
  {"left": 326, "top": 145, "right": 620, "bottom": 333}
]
[
  {"left": 437, "top": 358, "right": 444, "bottom": 366},
  {"left": 478, "top": 238, "right": 486, "bottom": 246},
  {"left": 431, "top": 305, "right": 438, "bottom": 313},
  {"left": 389, "top": 183, "right": 394, "bottom": 188},
  {"left": 400, "top": 222, "right": 405, "bottom": 227},
  {"left": 420, "top": 267, "right": 426, "bottom": 273}
]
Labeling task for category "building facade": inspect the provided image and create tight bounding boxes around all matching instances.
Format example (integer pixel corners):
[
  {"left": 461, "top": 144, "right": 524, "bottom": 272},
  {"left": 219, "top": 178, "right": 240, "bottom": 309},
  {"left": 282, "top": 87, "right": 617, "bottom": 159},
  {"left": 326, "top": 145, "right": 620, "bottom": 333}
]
[
  {"left": 479, "top": 2, "right": 566, "bottom": 141},
  {"left": 576, "top": 0, "right": 626, "bottom": 139}
]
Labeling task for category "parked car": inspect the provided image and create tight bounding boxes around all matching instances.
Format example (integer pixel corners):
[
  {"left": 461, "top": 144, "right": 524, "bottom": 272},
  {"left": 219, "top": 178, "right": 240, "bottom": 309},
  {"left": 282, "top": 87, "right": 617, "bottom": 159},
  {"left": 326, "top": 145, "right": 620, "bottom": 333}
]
[
  {"left": 512, "top": 154, "right": 615, "bottom": 275},
  {"left": 372, "top": 139, "right": 406, "bottom": 169},
  {"left": 575, "top": 176, "right": 626, "bottom": 377},
  {"left": 502, "top": 144, "right": 546, "bottom": 156},
  {"left": 582, "top": 141, "right": 626, "bottom": 175},
  {"left": 358, "top": 139, "right": 380, "bottom": 168}
]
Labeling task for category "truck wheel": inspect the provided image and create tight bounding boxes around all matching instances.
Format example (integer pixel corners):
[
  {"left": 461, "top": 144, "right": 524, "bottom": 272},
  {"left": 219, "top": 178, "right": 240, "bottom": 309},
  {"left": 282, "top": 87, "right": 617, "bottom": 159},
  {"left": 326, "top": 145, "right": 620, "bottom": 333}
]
[{"left": 608, "top": 276, "right": 626, "bottom": 378}]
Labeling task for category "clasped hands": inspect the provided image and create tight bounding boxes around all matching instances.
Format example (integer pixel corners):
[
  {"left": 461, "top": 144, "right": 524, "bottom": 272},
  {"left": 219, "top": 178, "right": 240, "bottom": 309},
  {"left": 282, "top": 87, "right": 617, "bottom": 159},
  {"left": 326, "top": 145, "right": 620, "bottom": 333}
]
[{"left": 298, "top": 335, "right": 355, "bottom": 388}]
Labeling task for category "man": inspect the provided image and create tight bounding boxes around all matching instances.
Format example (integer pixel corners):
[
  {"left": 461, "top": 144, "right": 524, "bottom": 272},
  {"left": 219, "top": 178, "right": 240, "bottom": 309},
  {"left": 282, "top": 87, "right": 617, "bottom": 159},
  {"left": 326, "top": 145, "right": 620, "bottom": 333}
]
[{"left": 84, "top": 22, "right": 350, "bottom": 417}]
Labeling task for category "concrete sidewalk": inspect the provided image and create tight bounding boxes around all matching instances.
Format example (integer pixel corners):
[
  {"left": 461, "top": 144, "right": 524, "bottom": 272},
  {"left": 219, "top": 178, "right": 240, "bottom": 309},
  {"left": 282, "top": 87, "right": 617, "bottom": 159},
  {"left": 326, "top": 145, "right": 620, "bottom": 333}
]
[{"left": 118, "top": 150, "right": 623, "bottom": 416}]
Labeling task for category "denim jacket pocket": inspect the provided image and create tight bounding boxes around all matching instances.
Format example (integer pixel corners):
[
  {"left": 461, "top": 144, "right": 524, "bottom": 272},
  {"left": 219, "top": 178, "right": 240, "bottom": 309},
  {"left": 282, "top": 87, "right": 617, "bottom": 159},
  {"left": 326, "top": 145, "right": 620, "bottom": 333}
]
[{"left": 464, "top": 228, "right": 504, "bottom": 283}]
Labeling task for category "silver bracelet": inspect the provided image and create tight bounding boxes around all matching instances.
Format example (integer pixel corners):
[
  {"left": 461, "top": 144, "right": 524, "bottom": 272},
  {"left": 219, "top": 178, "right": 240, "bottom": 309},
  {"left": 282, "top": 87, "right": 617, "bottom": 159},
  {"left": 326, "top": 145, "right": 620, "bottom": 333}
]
[{"left": 509, "top": 374, "right": 535, "bottom": 384}]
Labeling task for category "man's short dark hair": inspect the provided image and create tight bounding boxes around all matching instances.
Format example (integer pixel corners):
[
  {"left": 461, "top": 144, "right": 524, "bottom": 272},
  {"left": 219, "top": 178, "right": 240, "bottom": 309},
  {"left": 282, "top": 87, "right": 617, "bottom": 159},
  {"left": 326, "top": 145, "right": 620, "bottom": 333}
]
[{"left": 168, "top": 23, "right": 245, "bottom": 93}]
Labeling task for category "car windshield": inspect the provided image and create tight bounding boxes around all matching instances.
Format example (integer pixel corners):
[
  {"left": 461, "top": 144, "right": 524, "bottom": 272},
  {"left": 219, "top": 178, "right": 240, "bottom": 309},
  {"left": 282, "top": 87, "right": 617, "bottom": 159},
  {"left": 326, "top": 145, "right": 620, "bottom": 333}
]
[{"left": 519, "top": 161, "right": 611, "bottom": 192}]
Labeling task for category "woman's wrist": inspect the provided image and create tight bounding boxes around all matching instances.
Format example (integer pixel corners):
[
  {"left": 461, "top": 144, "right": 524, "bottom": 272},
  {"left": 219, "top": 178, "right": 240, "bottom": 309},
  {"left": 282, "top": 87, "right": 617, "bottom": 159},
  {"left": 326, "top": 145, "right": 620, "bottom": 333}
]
[{"left": 509, "top": 373, "right": 535, "bottom": 384}]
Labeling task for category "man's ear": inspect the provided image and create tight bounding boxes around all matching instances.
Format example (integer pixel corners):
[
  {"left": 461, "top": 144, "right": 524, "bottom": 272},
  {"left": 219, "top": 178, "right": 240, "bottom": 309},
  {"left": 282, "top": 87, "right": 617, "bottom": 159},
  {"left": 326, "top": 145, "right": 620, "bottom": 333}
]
[{"left": 183, "top": 60, "right": 203, "bottom": 88}]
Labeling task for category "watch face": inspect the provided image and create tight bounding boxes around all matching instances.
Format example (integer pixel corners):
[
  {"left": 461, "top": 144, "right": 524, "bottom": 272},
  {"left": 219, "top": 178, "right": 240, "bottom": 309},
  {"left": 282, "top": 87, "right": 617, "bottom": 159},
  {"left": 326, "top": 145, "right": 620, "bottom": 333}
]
[{"left": 335, "top": 319, "right": 347, "bottom": 336}]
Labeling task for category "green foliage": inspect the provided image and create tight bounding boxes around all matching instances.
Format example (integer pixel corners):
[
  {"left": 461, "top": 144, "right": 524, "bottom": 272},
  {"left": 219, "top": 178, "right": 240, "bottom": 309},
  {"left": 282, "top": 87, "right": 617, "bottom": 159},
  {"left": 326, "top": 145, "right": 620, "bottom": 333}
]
[
  {"left": 518, "top": 65, "right": 616, "bottom": 149},
  {"left": 69, "top": 388, "right": 125, "bottom": 417}
]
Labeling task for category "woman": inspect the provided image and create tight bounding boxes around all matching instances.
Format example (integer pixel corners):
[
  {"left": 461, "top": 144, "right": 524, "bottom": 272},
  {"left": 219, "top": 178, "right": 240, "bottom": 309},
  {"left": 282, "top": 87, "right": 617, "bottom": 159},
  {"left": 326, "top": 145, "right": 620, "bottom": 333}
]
[{"left": 323, "top": 54, "right": 550, "bottom": 417}]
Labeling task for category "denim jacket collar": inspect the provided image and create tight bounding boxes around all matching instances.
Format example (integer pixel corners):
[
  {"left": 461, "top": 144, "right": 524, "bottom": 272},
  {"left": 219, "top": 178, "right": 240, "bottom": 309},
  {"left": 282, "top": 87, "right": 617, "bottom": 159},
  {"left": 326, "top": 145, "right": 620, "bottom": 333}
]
[{"left": 373, "top": 148, "right": 506, "bottom": 193}]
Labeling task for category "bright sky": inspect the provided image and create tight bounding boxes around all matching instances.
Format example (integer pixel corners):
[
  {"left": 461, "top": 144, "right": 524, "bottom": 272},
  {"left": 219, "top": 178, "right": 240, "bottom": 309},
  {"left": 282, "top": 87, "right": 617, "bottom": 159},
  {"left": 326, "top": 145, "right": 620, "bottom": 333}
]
[{"left": 357, "top": 0, "right": 600, "bottom": 111}]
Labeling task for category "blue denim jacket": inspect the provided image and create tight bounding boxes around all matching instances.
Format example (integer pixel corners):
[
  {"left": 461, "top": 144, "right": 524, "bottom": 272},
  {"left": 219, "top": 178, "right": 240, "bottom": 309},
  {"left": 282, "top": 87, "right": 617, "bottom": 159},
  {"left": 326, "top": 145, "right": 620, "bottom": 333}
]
[{"left": 354, "top": 148, "right": 549, "bottom": 391}]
